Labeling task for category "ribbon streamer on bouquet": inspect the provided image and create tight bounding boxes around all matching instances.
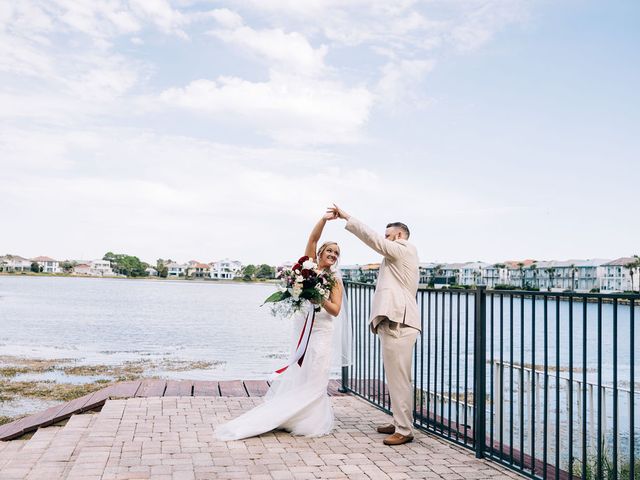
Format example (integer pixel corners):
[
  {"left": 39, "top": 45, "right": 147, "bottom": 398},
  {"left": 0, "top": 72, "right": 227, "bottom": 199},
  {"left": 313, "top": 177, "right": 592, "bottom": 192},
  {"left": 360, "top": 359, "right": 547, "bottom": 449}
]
[{"left": 275, "top": 308, "right": 316, "bottom": 374}]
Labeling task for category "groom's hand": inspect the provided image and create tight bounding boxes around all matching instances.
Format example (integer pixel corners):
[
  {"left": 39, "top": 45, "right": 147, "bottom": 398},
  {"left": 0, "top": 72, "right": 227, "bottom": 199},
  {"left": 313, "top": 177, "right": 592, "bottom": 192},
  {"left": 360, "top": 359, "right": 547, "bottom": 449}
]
[{"left": 328, "top": 204, "right": 350, "bottom": 221}]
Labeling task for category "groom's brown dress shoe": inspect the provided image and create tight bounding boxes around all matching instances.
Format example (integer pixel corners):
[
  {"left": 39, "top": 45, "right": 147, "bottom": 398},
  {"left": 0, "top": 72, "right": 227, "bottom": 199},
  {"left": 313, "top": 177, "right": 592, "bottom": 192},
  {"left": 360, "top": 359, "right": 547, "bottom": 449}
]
[
  {"left": 383, "top": 433, "right": 414, "bottom": 446},
  {"left": 377, "top": 424, "right": 395, "bottom": 434}
]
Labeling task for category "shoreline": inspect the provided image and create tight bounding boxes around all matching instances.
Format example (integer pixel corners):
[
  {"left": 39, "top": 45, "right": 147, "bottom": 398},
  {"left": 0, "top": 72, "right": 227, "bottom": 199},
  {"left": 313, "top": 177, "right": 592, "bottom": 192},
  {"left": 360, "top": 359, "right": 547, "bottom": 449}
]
[{"left": 0, "top": 272, "right": 278, "bottom": 285}]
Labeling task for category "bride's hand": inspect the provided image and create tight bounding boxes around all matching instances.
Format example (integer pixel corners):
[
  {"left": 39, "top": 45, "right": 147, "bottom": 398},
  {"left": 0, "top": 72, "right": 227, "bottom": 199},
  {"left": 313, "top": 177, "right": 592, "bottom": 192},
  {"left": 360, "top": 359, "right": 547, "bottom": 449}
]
[
  {"left": 327, "top": 204, "right": 349, "bottom": 220},
  {"left": 322, "top": 211, "right": 337, "bottom": 221}
]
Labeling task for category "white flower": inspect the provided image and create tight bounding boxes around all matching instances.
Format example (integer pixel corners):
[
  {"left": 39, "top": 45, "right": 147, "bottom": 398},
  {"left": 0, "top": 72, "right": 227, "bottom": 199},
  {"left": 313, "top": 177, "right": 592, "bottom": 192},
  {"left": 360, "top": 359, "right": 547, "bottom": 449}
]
[
  {"left": 296, "top": 275, "right": 304, "bottom": 283},
  {"left": 302, "top": 259, "right": 316, "bottom": 270},
  {"left": 292, "top": 285, "right": 302, "bottom": 300}
]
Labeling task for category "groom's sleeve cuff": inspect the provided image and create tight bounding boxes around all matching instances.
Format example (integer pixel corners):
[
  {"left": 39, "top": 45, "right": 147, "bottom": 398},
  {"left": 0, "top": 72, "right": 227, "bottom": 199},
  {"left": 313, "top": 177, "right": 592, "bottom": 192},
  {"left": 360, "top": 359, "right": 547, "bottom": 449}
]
[{"left": 345, "top": 216, "right": 358, "bottom": 233}]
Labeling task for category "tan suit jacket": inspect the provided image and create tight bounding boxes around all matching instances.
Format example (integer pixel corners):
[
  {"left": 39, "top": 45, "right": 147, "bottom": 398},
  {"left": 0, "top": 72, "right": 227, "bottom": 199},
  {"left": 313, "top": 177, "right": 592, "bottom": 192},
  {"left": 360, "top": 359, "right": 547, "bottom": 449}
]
[{"left": 345, "top": 217, "right": 420, "bottom": 333}]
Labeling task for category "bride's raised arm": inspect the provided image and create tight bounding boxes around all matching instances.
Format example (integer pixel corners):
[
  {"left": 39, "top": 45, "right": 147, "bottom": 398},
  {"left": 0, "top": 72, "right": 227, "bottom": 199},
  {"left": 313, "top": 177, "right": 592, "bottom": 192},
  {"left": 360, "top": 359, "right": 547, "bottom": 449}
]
[{"left": 304, "top": 212, "right": 336, "bottom": 260}]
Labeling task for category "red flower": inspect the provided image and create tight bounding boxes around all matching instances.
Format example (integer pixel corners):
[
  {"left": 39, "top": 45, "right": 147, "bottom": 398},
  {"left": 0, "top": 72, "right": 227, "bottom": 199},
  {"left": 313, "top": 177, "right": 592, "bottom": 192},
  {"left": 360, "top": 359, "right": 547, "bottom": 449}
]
[
  {"left": 293, "top": 263, "right": 301, "bottom": 271},
  {"left": 298, "top": 255, "right": 309, "bottom": 264},
  {"left": 301, "top": 269, "right": 310, "bottom": 278}
]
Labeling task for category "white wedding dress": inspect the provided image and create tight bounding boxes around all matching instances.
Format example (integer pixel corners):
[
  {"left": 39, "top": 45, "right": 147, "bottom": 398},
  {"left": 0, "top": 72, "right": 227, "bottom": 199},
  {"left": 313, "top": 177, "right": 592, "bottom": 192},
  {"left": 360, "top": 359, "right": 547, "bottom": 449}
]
[{"left": 214, "top": 306, "right": 336, "bottom": 440}]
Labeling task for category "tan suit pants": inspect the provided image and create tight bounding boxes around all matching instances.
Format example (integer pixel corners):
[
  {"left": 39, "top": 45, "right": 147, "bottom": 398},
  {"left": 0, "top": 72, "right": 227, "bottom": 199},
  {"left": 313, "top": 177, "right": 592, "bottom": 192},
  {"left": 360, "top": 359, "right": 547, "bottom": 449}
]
[{"left": 377, "top": 319, "right": 419, "bottom": 437}]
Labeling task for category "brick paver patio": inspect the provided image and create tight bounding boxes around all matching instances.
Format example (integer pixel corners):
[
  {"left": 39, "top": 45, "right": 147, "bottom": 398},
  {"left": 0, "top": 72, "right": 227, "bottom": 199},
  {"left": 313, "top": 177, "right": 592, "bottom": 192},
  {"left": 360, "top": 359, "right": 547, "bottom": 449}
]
[{"left": 0, "top": 395, "right": 526, "bottom": 479}]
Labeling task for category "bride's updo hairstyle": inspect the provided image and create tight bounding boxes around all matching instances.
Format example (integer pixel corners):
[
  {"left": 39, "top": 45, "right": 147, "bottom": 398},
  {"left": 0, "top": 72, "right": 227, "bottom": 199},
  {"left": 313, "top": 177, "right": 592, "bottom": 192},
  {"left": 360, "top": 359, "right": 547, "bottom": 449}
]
[{"left": 317, "top": 241, "right": 340, "bottom": 260}]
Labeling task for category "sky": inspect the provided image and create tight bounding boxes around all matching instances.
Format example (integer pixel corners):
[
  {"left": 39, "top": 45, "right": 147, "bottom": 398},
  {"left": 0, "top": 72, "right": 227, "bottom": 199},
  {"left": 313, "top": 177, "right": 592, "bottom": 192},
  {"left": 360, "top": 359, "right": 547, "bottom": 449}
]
[{"left": 1, "top": 0, "right": 639, "bottom": 266}]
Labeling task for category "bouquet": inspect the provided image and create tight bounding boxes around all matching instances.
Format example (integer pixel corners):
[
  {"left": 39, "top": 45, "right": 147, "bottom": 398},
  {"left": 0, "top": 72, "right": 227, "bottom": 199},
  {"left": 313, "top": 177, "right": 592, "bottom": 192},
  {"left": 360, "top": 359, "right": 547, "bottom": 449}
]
[{"left": 264, "top": 255, "right": 336, "bottom": 317}]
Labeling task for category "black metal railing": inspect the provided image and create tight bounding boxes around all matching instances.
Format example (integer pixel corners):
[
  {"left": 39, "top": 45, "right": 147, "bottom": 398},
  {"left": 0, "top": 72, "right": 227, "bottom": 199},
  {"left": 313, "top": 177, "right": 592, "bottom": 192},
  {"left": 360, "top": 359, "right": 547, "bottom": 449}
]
[{"left": 342, "top": 281, "right": 640, "bottom": 480}]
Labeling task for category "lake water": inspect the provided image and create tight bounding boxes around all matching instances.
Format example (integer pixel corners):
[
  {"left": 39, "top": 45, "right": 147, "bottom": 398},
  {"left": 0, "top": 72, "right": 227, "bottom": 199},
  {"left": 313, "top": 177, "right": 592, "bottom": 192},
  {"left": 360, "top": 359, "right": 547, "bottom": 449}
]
[{"left": 0, "top": 275, "right": 293, "bottom": 380}]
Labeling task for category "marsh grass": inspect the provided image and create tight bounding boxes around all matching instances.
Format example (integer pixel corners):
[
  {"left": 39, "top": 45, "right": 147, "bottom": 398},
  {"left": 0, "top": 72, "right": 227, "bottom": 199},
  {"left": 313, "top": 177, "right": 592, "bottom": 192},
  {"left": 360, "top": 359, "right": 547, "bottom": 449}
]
[
  {"left": 571, "top": 441, "right": 640, "bottom": 480},
  {"left": 0, "top": 355, "right": 225, "bottom": 426}
]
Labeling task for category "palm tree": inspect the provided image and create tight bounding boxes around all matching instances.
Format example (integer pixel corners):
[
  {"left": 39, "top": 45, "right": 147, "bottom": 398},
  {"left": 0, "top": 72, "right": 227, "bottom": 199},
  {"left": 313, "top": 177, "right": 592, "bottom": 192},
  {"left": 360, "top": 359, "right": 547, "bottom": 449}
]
[
  {"left": 528, "top": 263, "right": 538, "bottom": 289},
  {"left": 517, "top": 262, "right": 525, "bottom": 289},
  {"left": 544, "top": 267, "right": 556, "bottom": 290},
  {"left": 570, "top": 264, "right": 577, "bottom": 291},
  {"left": 430, "top": 264, "right": 443, "bottom": 285},
  {"left": 626, "top": 260, "right": 637, "bottom": 293}
]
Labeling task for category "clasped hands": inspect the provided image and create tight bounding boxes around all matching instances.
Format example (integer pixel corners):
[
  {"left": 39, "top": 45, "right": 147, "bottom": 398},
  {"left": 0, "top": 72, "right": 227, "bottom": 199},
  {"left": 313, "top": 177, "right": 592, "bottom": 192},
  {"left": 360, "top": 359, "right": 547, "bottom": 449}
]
[{"left": 324, "top": 204, "right": 350, "bottom": 221}]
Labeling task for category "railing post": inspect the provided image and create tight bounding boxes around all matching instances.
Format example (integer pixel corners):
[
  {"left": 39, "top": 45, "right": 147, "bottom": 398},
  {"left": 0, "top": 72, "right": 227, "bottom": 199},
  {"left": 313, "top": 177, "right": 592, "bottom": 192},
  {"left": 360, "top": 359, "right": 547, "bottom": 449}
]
[
  {"left": 474, "top": 286, "right": 487, "bottom": 458},
  {"left": 339, "top": 366, "right": 348, "bottom": 393}
]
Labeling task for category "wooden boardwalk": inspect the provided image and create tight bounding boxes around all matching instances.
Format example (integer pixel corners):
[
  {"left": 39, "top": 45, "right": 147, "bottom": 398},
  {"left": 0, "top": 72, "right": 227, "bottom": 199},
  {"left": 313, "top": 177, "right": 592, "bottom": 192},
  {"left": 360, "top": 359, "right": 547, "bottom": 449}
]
[{"left": 0, "top": 379, "right": 346, "bottom": 441}]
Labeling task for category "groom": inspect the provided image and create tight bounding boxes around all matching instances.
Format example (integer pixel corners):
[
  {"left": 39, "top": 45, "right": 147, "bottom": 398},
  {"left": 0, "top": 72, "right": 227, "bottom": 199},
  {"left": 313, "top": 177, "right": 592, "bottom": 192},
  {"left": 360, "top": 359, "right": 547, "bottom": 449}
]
[{"left": 329, "top": 205, "right": 420, "bottom": 446}]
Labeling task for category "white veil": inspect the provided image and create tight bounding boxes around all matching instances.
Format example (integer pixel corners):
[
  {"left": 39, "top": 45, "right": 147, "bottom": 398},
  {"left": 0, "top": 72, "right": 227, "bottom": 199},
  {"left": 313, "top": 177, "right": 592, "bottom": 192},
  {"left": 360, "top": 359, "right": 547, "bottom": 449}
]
[{"left": 331, "top": 266, "right": 352, "bottom": 373}]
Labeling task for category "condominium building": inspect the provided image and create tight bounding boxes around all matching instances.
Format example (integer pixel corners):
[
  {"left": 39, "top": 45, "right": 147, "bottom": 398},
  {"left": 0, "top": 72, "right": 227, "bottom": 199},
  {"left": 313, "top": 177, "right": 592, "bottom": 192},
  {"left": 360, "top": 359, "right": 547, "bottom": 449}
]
[
  {"left": 459, "top": 262, "right": 491, "bottom": 286},
  {"left": 482, "top": 264, "right": 509, "bottom": 288},
  {"left": 600, "top": 257, "right": 638, "bottom": 293}
]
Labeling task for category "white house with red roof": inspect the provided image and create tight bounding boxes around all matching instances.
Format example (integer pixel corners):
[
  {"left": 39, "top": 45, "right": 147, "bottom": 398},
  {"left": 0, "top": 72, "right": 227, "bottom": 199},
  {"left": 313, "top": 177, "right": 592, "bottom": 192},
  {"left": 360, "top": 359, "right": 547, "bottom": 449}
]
[
  {"left": 31, "top": 256, "right": 61, "bottom": 273},
  {"left": 187, "top": 262, "right": 211, "bottom": 278}
]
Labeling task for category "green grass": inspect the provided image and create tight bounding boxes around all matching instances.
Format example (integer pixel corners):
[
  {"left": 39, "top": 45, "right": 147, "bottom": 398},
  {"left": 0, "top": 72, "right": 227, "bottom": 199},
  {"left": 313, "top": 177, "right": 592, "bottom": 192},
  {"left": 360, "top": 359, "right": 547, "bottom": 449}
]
[{"left": 571, "top": 443, "right": 640, "bottom": 480}]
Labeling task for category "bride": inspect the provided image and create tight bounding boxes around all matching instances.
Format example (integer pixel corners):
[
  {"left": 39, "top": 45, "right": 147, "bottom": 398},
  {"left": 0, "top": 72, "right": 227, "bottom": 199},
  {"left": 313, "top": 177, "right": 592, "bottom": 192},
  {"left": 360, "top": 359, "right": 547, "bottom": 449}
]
[{"left": 214, "top": 212, "right": 349, "bottom": 441}]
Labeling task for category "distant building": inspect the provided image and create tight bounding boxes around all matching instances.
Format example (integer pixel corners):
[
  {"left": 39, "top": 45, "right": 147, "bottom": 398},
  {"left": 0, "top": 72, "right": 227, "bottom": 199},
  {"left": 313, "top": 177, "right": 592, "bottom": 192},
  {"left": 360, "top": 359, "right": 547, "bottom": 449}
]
[
  {"left": 340, "top": 264, "right": 380, "bottom": 283},
  {"left": 167, "top": 262, "right": 187, "bottom": 277},
  {"left": 418, "top": 263, "right": 439, "bottom": 285},
  {"left": 436, "top": 263, "right": 465, "bottom": 286},
  {"left": 339, "top": 265, "right": 361, "bottom": 282},
  {"left": 600, "top": 257, "right": 638, "bottom": 293},
  {"left": 73, "top": 263, "right": 92, "bottom": 275},
  {"left": 90, "top": 259, "right": 114, "bottom": 276},
  {"left": 533, "top": 260, "right": 609, "bottom": 292},
  {"left": 187, "top": 262, "right": 211, "bottom": 278},
  {"left": 210, "top": 259, "right": 242, "bottom": 280},
  {"left": 504, "top": 260, "right": 537, "bottom": 288},
  {"left": 459, "top": 262, "right": 491, "bottom": 286},
  {"left": 145, "top": 267, "right": 158, "bottom": 276},
  {"left": 482, "top": 264, "right": 509, "bottom": 288},
  {"left": 31, "top": 256, "right": 61, "bottom": 273},
  {"left": 0, "top": 255, "right": 32, "bottom": 272}
]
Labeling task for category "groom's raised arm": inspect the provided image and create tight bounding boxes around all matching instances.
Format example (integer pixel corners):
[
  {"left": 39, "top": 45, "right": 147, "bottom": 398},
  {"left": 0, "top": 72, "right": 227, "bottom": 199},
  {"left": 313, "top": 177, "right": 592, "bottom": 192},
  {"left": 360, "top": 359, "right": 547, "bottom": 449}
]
[{"left": 345, "top": 217, "right": 405, "bottom": 260}]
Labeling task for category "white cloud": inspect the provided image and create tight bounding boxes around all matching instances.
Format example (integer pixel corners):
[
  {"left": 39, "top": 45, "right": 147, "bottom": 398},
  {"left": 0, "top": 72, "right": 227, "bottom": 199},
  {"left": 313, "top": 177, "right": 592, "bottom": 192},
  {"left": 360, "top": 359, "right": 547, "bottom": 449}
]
[
  {"left": 159, "top": 73, "right": 373, "bottom": 145},
  {"left": 208, "top": 13, "right": 327, "bottom": 76},
  {"left": 1, "top": 125, "right": 515, "bottom": 264},
  {"left": 376, "top": 58, "right": 435, "bottom": 110},
  {"left": 209, "top": 8, "right": 243, "bottom": 29},
  {"left": 129, "top": 0, "right": 187, "bottom": 38}
]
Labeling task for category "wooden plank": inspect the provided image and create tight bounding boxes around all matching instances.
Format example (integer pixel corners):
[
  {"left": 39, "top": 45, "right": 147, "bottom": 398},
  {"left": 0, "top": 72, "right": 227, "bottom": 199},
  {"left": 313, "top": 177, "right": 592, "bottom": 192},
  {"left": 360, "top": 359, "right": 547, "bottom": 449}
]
[
  {"left": 193, "top": 381, "right": 219, "bottom": 397},
  {"left": 243, "top": 380, "right": 269, "bottom": 397},
  {"left": 108, "top": 380, "right": 142, "bottom": 399},
  {"left": 53, "top": 391, "right": 96, "bottom": 419},
  {"left": 0, "top": 402, "right": 63, "bottom": 441},
  {"left": 136, "top": 379, "right": 166, "bottom": 397},
  {"left": 219, "top": 380, "right": 247, "bottom": 397},
  {"left": 0, "top": 415, "right": 32, "bottom": 440},
  {"left": 164, "top": 380, "right": 193, "bottom": 397}
]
